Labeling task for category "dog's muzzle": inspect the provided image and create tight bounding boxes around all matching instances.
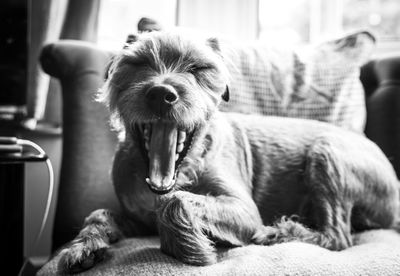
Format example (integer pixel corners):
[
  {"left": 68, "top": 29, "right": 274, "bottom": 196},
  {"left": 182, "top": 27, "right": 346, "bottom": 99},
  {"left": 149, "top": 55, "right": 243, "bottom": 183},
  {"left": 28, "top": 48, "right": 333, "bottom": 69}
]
[{"left": 145, "top": 85, "right": 179, "bottom": 116}]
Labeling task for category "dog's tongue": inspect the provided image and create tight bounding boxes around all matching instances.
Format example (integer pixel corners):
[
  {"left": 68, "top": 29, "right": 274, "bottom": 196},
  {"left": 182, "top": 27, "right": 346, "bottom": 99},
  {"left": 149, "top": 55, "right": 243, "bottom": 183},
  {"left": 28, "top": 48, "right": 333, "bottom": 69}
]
[{"left": 147, "top": 121, "right": 177, "bottom": 193}]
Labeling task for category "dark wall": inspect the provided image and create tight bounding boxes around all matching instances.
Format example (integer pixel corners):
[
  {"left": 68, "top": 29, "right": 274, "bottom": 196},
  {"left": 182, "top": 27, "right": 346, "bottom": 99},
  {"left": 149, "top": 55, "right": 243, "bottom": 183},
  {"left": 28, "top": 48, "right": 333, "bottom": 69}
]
[{"left": 0, "top": 0, "right": 28, "bottom": 107}]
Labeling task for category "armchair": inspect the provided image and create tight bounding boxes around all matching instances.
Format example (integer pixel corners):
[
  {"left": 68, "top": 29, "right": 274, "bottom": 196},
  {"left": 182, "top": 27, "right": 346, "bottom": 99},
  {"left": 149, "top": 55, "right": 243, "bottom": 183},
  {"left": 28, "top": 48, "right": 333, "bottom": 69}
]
[{"left": 37, "top": 39, "right": 400, "bottom": 275}]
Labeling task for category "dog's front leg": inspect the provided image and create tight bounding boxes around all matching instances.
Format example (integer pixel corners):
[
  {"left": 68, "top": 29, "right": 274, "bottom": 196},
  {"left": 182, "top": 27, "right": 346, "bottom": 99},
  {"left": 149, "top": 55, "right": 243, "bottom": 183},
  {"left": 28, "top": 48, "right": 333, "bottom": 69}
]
[
  {"left": 157, "top": 191, "right": 263, "bottom": 265},
  {"left": 57, "top": 209, "right": 139, "bottom": 273}
]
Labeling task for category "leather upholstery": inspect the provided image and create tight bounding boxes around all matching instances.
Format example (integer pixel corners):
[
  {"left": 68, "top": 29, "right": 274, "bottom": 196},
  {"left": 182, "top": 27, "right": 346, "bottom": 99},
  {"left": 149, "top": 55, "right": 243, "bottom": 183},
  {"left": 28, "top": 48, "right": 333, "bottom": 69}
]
[{"left": 362, "top": 57, "right": 400, "bottom": 177}]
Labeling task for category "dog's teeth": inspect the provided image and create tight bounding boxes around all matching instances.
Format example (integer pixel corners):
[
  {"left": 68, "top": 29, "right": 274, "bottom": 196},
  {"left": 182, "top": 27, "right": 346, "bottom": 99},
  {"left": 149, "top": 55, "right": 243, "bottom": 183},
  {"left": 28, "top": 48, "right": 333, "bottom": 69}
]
[
  {"left": 144, "top": 123, "right": 151, "bottom": 133},
  {"left": 178, "top": 131, "right": 186, "bottom": 143},
  {"left": 144, "top": 125, "right": 150, "bottom": 139},
  {"left": 177, "top": 143, "right": 184, "bottom": 153},
  {"left": 175, "top": 154, "right": 179, "bottom": 161}
]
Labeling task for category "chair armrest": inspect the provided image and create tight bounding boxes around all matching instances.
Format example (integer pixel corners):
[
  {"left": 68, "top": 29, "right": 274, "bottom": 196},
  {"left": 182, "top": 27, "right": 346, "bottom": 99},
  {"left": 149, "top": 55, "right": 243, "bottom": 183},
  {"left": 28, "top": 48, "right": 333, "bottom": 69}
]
[
  {"left": 40, "top": 40, "right": 121, "bottom": 250},
  {"left": 40, "top": 40, "right": 114, "bottom": 79}
]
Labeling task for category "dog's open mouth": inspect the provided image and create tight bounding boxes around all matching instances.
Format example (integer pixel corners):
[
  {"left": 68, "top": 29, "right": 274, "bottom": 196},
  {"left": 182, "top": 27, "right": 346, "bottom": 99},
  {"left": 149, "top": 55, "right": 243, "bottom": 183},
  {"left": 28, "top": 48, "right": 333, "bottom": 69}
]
[{"left": 136, "top": 120, "right": 194, "bottom": 194}]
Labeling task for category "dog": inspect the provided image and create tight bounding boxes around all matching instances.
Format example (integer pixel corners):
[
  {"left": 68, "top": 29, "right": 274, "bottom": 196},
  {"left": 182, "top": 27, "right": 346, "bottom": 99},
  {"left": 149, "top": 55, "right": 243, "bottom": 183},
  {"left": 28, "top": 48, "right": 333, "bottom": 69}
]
[{"left": 57, "top": 31, "right": 400, "bottom": 273}]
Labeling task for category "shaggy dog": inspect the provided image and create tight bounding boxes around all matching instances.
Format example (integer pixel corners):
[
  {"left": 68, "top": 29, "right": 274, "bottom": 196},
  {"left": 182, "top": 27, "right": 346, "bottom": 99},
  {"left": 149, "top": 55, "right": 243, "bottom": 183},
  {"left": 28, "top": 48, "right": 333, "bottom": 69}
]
[{"left": 58, "top": 31, "right": 399, "bottom": 273}]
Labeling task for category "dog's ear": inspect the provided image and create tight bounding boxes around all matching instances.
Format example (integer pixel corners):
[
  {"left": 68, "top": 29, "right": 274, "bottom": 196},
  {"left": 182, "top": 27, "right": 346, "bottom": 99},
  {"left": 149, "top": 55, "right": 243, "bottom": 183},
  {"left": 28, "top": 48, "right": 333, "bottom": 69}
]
[
  {"left": 104, "top": 57, "right": 114, "bottom": 80},
  {"left": 222, "top": 85, "right": 230, "bottom": 102},
  {"left": 123, "top": 34, "right": 139, "bottom": 49},
  {"left": 206, "top": 37, "right": 221, "bottom": 52},
  {"left": 138, "top": 17, "right": 162, "bottom": 33},
  {"left": 207, "top": 38, "right": 229, "bottom": 102}
]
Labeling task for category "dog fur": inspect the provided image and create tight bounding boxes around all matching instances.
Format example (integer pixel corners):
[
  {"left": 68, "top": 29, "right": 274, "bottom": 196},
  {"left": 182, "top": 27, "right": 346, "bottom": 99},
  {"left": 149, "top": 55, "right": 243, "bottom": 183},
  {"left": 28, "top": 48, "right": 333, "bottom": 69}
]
[{"left": 57, "top": 31, "right": 400, "bottom": 273}]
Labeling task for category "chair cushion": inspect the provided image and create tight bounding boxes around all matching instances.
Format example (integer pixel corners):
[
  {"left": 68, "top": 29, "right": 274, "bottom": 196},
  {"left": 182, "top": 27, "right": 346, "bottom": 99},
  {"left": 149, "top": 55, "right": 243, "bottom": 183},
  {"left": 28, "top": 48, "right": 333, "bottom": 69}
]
[
  {"left": 219, "top": 30, "right": 375, "bottom": 133},
  {"left": 38, "top": 230, "right": 400, "bottom": 275}
]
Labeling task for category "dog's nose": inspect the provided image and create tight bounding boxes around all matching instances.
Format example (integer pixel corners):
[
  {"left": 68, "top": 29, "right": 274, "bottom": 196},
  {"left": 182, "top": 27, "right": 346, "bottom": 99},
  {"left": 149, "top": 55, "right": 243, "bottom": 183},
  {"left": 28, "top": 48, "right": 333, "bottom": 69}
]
[{"left": 145, "top": 86, "right": 179, "bottom": 115}]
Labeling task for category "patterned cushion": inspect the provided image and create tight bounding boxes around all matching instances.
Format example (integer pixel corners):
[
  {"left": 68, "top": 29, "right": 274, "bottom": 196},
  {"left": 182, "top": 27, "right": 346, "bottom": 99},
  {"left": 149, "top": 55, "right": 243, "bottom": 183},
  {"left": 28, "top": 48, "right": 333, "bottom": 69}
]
[{"left": 219, "top": 31, "right": 376, "bottom": 132}]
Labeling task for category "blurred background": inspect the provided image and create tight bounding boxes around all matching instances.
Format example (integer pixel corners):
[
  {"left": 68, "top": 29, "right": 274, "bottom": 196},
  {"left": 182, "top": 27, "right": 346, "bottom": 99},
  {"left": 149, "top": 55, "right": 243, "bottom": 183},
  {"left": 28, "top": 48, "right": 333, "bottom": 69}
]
[
  {"left": 98, "top": 0, "right": 400, "bottom": 51},
  {"left": 0, "top": 0, "right": 399, "bottom": 273}
]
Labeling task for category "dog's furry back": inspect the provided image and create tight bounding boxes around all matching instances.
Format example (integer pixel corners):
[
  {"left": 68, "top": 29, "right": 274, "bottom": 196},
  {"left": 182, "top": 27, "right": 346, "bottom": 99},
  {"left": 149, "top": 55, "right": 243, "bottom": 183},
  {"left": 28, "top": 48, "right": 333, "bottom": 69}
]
[{"left": 210, "top": 113, "right": 399, "bottom": 228}]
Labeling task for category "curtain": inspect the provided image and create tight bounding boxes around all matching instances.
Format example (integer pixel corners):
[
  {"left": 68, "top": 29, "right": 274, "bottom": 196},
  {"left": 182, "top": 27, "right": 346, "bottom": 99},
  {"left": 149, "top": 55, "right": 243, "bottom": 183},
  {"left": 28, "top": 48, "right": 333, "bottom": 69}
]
[
  {"left": 26, "top": 0, "right": 101, "bottom": 128},
  {"left": 60, "top": 0, "right": 101, "bottom": 41},
  {"left": 26, "top": 0, "right": 67, "bottom": 126}
]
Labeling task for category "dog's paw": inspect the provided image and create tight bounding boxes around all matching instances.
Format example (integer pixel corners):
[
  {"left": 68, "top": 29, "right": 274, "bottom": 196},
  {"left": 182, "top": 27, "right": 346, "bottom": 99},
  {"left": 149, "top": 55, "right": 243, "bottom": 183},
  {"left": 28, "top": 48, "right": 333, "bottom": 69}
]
[
  {"left": 252, "top": 225, "right": 282, "bottom": 245},
  {"left": 57, "top": 239, "right": 108, "bottom": 273},
  {"left": 157, "top": 191, "right": 217, "bottom": 265},
  {"left": 252, "top": 216, "right": 303, "bottom": 245},
  {"left": 254, "top": 216, "right": 330, "bottom": 247}
]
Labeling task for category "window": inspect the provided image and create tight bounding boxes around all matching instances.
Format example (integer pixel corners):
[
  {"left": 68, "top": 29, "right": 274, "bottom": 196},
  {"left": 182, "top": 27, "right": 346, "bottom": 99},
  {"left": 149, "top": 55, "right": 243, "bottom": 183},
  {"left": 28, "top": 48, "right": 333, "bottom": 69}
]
[
  {"left": 259, "top": 0, "right": 311, "bottom": 44},
  {"left": 97, "top": 0, "right": 400, "bottom": 53},
  {"left": 97, "top": 0, "right": 176, "bottom": 49},
  {"left": 258, "top": 0, "right": 400, "bottom": 52},
  {"left": 343, "top": 0, "right": 400, "bottom": 42}
]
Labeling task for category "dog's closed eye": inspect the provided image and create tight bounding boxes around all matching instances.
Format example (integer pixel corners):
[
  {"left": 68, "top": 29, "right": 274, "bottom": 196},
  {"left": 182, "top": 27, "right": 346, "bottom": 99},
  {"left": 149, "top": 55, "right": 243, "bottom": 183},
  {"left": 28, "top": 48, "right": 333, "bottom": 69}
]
[{"left": 188, "top": 64, "right": 213, "bottom": 74}]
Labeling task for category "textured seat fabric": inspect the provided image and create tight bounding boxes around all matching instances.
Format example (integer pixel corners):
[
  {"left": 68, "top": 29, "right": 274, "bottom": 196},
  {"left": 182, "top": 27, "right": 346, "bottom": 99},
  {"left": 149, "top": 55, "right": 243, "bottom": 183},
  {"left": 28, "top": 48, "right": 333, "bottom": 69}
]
[
  {"left": 38, "top": 39, "right": 400, "bottom": 275},
  {"left": 39, "top": 230, "right": 400, "bottom": 275}
]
